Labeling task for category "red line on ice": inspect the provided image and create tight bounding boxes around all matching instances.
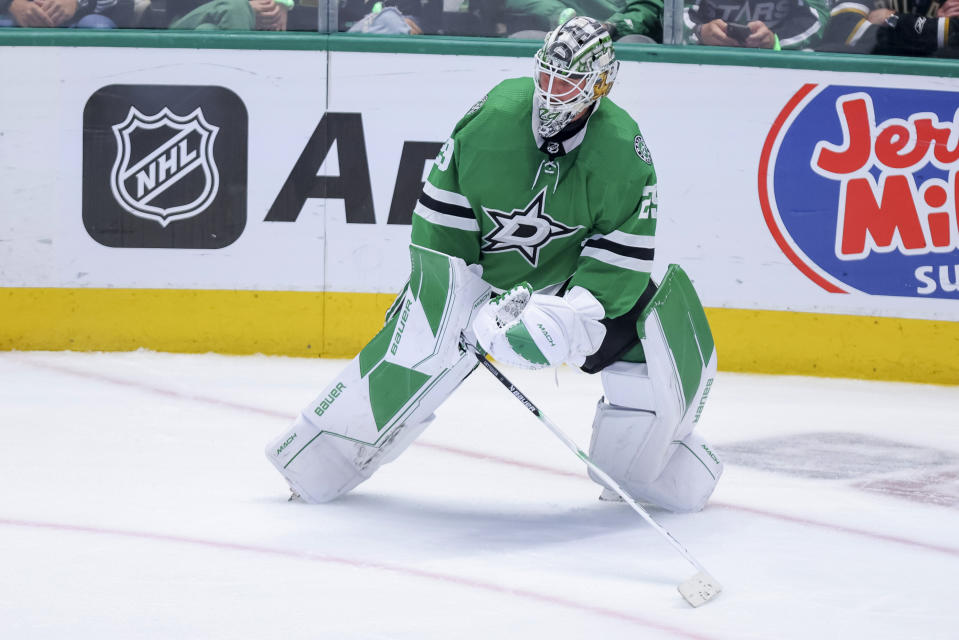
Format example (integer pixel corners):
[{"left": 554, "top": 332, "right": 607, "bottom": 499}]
[
  {"left": 0, "top": 517, "right": 718, "bottom": 640},
  {"left": 19, "top": 356, "right": 959, "bottom": 559}
]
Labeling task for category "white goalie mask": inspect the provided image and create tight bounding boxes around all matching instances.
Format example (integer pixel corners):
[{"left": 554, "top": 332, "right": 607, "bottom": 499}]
[{"left": 533, "top": 16, "right": 620, "bottom": 138}]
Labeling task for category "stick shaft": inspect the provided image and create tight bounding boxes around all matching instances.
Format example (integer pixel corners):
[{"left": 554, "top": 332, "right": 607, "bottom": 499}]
[{"left": 469, "top": 345, "right": 709, "bottom": 576}]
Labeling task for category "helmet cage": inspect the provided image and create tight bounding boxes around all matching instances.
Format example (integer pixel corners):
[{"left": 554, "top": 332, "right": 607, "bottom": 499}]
[
  {"left": 534, "top": 57, "right": 617, "bottom": 117},
  {"left": 532, "top": 17, "right": 619, "bottom": 137}
]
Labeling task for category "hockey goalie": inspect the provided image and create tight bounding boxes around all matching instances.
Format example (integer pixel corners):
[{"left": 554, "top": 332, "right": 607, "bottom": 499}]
[{"left": 265, "top": 16, "right": 723, "bottom": 512}]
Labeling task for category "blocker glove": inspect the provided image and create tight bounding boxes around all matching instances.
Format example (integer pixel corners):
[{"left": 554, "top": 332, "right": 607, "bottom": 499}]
[{"left": 472, "top": 284, "right": 607, "bottom": 369}]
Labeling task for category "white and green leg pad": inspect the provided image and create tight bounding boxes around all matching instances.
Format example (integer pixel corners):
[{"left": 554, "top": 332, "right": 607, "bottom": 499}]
[
  {"left": 588, "top": 264, "right": 723, "bottom": 512},
  {"left": 265, "top": 245, "right": 491, "bottom": 503}
]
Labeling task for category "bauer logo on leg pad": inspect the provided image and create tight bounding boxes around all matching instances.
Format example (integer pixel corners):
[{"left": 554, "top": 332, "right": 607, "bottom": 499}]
[
  {"left": 390, "top": 299, "right": 414, "bottom": 355},
  {"left": 692, "top": 378, "right": 713, "bottom": 425},
  {"left": 314, "top": 382, "right": 347, "bottom": 418}
]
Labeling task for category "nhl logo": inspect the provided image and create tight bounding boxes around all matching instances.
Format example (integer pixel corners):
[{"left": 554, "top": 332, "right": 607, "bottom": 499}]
[{"left": 110, "top": 106, "right": 220, "bottom": 227}]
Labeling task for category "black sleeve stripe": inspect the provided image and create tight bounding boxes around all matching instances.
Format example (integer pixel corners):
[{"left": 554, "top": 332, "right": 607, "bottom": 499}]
[
  {"left": 418, "top": 192, "right": 475, "bottom": 219},
  {"left": 583, "top": 237, "right": 655, "bottom": 261}
]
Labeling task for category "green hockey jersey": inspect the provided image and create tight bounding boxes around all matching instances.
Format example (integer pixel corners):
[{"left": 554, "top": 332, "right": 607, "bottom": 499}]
[{"left": 411, "top": 77, "right": 657, "bottom": 320}]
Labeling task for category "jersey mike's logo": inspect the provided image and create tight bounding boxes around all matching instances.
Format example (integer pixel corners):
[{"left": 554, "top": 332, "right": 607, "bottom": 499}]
[
  {"left": 760, "top": 84, "right": 959, "bottom": 299},
  {"left": 83, "top": 84, "right": 247, "bottom": 249},
  {"left": 110, "top": 107, "right": 219, "bottom": 227}
]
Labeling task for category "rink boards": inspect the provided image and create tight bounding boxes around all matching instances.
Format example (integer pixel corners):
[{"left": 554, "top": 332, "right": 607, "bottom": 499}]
[{"left": 1, "top": 32, "right": 958, "bottom": 384}]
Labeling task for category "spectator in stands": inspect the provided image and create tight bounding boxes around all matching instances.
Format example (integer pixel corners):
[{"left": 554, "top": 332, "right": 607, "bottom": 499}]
[
  {"left": 869, "top": 0, "right": 945, "bottom": 19},
  {"left": 683, "top": 0, "right": 829, "bottom": 49},
  {"left": 939, "top": 0, "right": 959, "bottom": 17},
  {"left": 138, "top": 0, "right": 291, "bottom": 29},
  {"left": 339, "top": 0, "right": 430, "bottom": 33},
  {"left": 0, "top": 0, "right": 133, "bottom": 27},
  {"left": 818, "top": 0, "right": 959, "bottom": 55},
  {"left": 503, "top": 0, "right": 663, "bottom": 42}
]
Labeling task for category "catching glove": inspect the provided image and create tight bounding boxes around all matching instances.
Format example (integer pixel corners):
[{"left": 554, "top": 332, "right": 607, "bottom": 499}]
[{"left": 472, "top": 284, "right": 607, "bottom": 369}]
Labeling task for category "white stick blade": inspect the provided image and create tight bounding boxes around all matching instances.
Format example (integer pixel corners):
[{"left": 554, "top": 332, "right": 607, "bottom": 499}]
[{"left": 678, "top": 571, "right": 722, "bottom": 607}]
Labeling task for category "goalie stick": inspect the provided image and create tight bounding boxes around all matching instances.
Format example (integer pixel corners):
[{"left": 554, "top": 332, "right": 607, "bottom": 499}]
[{"left": 461, "top": 336, "right": 723, "bottom": 607}]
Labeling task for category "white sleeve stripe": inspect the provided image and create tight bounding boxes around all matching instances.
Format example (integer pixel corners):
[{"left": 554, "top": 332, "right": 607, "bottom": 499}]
[
  {"left": 829, "top": 2, "right": 868, "bottom": 16},
  {"left": 586, "top": 230, "right": 655, "bottom": 249},
  {"left": 848, "top": 19, "right": 870, "bottom": 45},
  {"left": 413, "top": 202, "right": 480, "bottom": 231},
  {"left": 778, "top": 9, "right": 822, "bottom": 47},
  {"left": 423, "top": 181, "right": 471, "bottom": 208},
  {"left": 580, "top": 247, "right": 653, "bottom": 272}
]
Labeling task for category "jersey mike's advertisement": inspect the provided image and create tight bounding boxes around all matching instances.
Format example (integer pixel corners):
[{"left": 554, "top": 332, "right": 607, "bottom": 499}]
[
  {"left": 0, "top": 43, "right": 956, "bottom": 382},
  {"left": 761, "top": 83, "right": 959, "bottom": 301}
]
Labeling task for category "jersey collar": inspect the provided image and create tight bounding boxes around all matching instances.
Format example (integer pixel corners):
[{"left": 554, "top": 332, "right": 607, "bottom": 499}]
[{"left": 531, "top": 101, "right": 598, "bottom": 158}]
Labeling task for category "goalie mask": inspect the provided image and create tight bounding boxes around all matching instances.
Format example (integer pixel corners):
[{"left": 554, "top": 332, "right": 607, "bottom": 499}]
[{"left": 533, "top": 16, "right": 620, "bottom": 138}]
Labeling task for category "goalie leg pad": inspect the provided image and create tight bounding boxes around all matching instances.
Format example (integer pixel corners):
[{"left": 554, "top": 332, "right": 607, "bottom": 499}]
[
  {"left": 265, "top": 413, "right": 378, "bottom": 503},
  {"left": 636, "top": 431, "right": 724, "bottom": 513},
  {"left": 639, "top": 264, "right": 717, "bottom": 441},
  {"left": 587, "top": 402, "right": 667, "bottom": 487},
  {"left": 265, "top": 412, "right": 440, "bottom": 503},
  {"left": 264, "top": 245, "right": 491, "bottom": 503},
  {"left": 588, "top": 265, "right": 720, "bottom": 510},
  {"left": 588, "top": 392, "right": 723, "bottom": 511}
]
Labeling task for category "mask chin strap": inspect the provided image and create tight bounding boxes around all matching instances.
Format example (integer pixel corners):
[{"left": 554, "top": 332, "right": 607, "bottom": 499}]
[{"left": 534, "top": 101, "right": 597, "bottom": 159}]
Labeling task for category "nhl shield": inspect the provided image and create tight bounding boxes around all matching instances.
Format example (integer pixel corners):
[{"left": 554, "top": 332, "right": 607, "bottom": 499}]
[{"left": 110, "top": 107, "right": 220, "bottom": 227}]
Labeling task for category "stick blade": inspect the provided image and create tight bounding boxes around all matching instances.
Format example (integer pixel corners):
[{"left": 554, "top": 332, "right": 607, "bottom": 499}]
[{"left": 678, "top": 571, "right": 722, "bottom": 607}]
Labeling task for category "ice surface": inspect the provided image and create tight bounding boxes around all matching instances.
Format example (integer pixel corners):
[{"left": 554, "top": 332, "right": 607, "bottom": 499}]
[{"left": 1, "top": 350, "right": 957, "bottom": 639}]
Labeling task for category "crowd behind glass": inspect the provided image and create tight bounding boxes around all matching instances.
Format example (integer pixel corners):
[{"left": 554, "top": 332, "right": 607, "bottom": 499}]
[{"left": 2, "top": 0, "right": 956, "bottom": 58}]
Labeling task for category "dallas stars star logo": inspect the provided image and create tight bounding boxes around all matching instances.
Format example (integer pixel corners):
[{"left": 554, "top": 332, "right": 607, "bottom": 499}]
[{"left": 481, "top": 188, "right": 581, "bottom": 266}]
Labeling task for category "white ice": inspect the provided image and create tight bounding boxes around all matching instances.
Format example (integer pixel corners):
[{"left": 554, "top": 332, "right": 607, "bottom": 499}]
[{"left": 1, "top": 350, "right": 957, "bottom": 639}]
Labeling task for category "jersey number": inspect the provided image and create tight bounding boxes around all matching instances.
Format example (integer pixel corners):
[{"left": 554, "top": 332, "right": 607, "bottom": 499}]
[
  {"left": 639, "top": 185, "right": 658, "bottom": 219},
  {"left": 434, "top": 138, "right": 454, "bottom": 172}
]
